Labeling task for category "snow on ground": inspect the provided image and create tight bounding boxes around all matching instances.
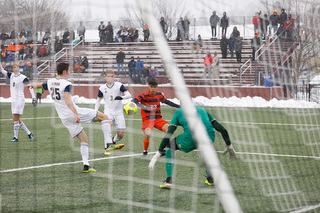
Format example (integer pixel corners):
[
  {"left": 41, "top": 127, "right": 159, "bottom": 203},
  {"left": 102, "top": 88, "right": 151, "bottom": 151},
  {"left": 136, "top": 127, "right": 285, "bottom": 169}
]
[{"left": 0, "top": 95, "right": 318, "bottom": 108}]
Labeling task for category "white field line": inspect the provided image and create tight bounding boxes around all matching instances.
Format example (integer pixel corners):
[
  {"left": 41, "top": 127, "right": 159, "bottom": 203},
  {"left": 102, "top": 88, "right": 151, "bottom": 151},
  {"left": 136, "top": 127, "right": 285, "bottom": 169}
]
[
  {"left": 0, "top": 116, "right": 319, "bottom": 127},
  {"left": 0, "top": 150, "right": 319, "bottom": 174}
]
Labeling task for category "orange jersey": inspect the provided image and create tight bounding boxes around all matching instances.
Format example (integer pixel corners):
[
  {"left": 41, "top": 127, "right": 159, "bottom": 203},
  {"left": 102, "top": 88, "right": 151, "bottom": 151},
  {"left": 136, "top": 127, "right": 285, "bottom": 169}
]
[{"left": 134, "top": 90, "right": 167, "bottom": 121}]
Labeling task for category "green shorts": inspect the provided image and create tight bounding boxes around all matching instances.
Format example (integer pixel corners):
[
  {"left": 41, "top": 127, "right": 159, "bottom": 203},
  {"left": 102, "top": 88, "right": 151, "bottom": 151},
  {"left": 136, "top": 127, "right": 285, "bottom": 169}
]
[{"left": 176, "top": 132, "right": 215, "bottom": 153}]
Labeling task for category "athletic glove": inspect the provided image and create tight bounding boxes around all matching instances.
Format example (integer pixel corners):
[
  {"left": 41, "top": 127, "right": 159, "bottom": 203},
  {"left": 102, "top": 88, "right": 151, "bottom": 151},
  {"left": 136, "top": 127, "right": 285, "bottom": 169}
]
[
  {"left": 223, "top": 144, "right": 237, "bottom": 160},
  {"left": 32, "top": 99, "right": 37, "bottom": 107},
  {"left": 114, "top": 96, "right": 123, "bottom": 100},
  {"left": 149, "top": 151, "right": 161, "bottom": 171}
]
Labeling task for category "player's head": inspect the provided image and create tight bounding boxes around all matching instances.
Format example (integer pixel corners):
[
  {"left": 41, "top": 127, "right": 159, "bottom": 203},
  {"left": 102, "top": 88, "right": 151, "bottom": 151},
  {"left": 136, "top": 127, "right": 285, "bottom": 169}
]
[
  {"left": 104, "top": 70, "right": 115, "bottom": 85},
  {"left": 12, "top": 63, "right": 20, "bottom": 73},
  {"left": 148, "top": 79, "right": 158, "bottom": 95},
  {"left": 57, "top": 63, "right": 70, "bottom": 76}
]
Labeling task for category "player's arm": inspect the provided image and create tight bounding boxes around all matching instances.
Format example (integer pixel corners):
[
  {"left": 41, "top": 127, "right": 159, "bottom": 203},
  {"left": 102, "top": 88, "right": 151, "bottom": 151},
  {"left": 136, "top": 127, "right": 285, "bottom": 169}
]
[
  {"left": 94, "top": 89, "right": 103, "bottom": 111},
  {"left": 131, "top": 97, "right": 151, "bottom": 111},
  {"left": 0, "top": 64, "right": 8, "bottom": 76},
  {"left": 65, "top": 92, "right": 80, "bottom": 123},
  {"left": 208, "top": 112, "right": 237, "bottom": 160},
  {"left": 23, "top": 78, "right": 37, "bottom": 106},
  {"left": 149, "top": 124, "right": 177, "bottom": 171},
  {"left": 115, "top": 85, "right": 132, "bottom": 100},
  {"left": 164, "top": 99, "right": 180, "bottom": 108}
]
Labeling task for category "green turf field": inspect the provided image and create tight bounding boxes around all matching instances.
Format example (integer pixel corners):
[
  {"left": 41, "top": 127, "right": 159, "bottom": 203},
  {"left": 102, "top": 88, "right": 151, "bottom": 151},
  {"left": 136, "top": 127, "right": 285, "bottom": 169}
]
[{"left": 0, "top": 103, "right": 319, "bottom": 212}]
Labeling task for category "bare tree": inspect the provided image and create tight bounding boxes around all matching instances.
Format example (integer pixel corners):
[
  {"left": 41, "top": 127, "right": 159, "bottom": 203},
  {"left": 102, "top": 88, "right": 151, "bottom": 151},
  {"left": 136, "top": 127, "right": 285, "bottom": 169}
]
[
  {"left": 0, "top": 0, "right": 68, "bottom": 39},
  {"left": 122, "top": 0, "right": 187, "bottom": 40},
  {"left": 260, "top": 0, "right": 320, "bottom": 84}
]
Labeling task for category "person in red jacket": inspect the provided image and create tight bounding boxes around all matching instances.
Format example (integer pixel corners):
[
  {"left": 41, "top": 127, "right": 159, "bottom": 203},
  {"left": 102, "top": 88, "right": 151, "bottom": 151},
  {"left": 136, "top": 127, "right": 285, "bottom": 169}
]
[
  {"left": 203, "top": 51, "right": 213, "bottom": 79},
  {"left": 284, "top": 14, "right": 295, "bottom": 40},
  {"left": 252, "top": 12, "right": 261, "bottom": 34}
]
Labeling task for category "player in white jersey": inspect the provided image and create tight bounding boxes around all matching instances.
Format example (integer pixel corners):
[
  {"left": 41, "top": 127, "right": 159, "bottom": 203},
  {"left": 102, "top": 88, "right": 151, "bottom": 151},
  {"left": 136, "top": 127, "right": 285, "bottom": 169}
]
[
  {"left": 95, "top": 70, "right": 131, "bottom": 155},
  {"left": 0, "top": 63, "right": 36, "bottom": 142},
  {"left": 28, "top": 63, "right": 120, "bottom": 173}
]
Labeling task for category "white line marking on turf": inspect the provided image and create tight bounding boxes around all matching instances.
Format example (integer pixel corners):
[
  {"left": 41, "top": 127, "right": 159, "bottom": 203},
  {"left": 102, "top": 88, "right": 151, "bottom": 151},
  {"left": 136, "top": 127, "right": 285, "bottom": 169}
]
[
  {"left": 0, "top": 151, "right": 318, "bottom": 174},
  {"left": 290, "top": 203, "right": 320, "bottom": 213}
]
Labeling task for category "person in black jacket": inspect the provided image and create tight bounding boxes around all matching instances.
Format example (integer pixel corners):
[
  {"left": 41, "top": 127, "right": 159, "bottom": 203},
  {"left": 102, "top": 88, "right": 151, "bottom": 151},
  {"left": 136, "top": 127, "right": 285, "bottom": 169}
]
[
  {"left": 106, "top": 22, "right": 113, "bottom": 42},
  {"left": 116, "top": 48, "right": 125, "bottom": 75},
  {"left": 160, "top": 17, "right": 168, "bottom": 38},
  {"left": 251, "top": 32, "right": 261, "bottom": 61},
  {"left": 128, "top": 56, "right": 136, "bottom": 83},
  {"left": 279, "top": 9, "right": 287, "bottom": 25},
  {"left": 220, "top": 12, "right": 229, "bottom": 36},
  {"left": 98, "top": 21, "right": 106, "bottom": 42},
  {"left": 220, "top": 34, "right": 228, "bottom": 59},
  {"left": 81, "top": 56, "right": 89, "bottom": 73}
]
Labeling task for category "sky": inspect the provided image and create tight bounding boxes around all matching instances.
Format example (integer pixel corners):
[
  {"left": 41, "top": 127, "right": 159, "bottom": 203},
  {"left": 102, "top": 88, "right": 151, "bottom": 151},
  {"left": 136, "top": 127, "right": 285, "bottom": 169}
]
[{"left": 67, "top": 0, "right": 262, "bottom": 23}]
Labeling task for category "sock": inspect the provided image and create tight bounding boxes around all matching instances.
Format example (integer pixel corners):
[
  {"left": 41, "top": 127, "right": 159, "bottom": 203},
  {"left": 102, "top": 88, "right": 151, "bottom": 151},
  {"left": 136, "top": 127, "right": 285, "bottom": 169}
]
[
  {"left": 20, "top": 122, "right": 31, "bottom": 135},
  {"left": 80, "top": 143, "right": 89, "bottom": 166},
  {"left": 143, "top": 138, "right": 150, "bottom": 151},
  {"left": 113, "top": 134, "right": 121, "bottom": 143},
  {"left": 14, "top": 121, "right": 19, "bottom": 139},
  {"left": 165, "top": 148, "right": 175, "bottom": 178},
  {"left": 101, "top": 120, "right": 112, "bottom": 149}
]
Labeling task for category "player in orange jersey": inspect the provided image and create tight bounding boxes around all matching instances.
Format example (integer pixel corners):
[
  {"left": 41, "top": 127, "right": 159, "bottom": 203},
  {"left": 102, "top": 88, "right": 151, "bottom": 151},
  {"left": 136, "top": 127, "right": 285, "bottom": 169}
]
[{"left": 132, "top": 79, "right": 180, "bottom": 156}]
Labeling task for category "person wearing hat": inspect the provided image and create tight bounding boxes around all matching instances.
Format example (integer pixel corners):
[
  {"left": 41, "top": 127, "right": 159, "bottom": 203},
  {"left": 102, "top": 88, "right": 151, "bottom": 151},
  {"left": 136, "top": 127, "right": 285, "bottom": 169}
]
[
  {"left": 251, "top": 32, "right": 261, "bottom": 61},
  {"left": 269, "top": 10, "right": 280, "bottom": 37},
  {"left": 191, "top": 34, "right": 203, "bottom": 54},
  {"left": 128, "top": 56, "right": 136, "bottom": 83}
]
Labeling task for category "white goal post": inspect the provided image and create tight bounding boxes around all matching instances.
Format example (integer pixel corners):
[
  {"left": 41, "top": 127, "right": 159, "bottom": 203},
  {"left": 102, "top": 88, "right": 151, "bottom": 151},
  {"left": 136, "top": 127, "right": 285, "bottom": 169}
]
[{"left": 137, "top": 0, "right": 242, "bottom": 212}]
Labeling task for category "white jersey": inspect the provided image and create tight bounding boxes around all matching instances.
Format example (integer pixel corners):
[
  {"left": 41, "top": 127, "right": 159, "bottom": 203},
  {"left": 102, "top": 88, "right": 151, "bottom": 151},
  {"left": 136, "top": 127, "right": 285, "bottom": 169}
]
[
  {"left": 8, "top": 72, "right": 29, "bottom": 103},
  {"left": 43, "top": 78, "right": 79, "bottom": 119},
  {"left": 97, "top": 82, "right": 127, "bottom": 115}
]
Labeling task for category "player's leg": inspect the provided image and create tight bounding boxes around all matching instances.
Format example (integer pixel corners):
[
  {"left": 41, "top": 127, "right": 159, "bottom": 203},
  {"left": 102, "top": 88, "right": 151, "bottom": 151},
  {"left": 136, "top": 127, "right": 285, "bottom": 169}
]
[
  {"left": 112, "top": 113, "right": 126, "bottom": 143},
  {"left": 18, "top": 116, "right": 34, "bottom": 141},
  {"left": 11, "top": 114, "right": 20, "bottom": 142},
  {"left": 142, "top": 127, "right": 152, "bottom": 156},
  {"left": 77, "top": 130, "right": 96, "bottom": 173},
  {"left": 93, "top": 111, "right": 114, "bottom": 154}
]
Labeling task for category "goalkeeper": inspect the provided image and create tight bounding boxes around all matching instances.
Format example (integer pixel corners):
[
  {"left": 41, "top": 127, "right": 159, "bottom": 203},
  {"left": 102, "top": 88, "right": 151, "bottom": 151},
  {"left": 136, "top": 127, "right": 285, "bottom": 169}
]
[{"left": 149, "top": 106, "right": 237, "bottom": 189}]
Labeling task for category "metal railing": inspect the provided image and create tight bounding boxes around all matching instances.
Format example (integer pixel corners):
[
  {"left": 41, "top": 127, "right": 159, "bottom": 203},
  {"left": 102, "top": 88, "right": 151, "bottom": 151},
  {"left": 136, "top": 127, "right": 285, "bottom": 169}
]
[
  {"left": 239, "top": 58, "right": 252, "bottom": 86},
  {"left": 37, "top": 60, "right": 51, "bottom": 75}
]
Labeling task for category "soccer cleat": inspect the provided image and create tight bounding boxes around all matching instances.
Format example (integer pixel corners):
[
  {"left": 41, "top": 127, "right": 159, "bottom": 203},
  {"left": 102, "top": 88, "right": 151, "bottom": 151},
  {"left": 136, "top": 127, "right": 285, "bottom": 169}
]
[
  {"left": 143, "top": 151, "right": 148, "bottom": 156},
  {"left": 28, "top": 133, "right": 34, "bottom": 141},
  {"left": 160, "top": 177, "right": 172, "bottom": 189},
  {"left": 104, "top": 143, "right": 125, "bottom": 155},
  {"left": 10, "top": 137, "right": 18, "bottom": 142},
  {"left": 205, "top": 176, "right": 214, "bottom": 186},
  {"left": 82, "top": 165, "right": 96, "bottom": 173}
]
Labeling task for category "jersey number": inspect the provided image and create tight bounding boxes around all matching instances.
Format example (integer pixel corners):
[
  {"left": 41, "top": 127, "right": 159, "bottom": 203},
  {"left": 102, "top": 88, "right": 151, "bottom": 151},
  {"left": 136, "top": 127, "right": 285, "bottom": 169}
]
[{"left": 50, "top": 88, "right": 61, "bottom": 100}]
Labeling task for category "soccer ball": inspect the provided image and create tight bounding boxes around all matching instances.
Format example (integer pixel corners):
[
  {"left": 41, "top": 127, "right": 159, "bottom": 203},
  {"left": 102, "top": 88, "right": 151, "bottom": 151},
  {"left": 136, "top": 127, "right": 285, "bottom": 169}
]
[{"left": 124, "top": 102, "right": 138, "bottom": 115}]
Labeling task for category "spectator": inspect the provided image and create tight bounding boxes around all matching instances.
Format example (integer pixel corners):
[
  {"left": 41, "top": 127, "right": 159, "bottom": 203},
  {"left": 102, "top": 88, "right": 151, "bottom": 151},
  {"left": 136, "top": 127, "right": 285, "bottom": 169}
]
[
  {"left": 260, "top": 14, "right": 269, "bottom": 40},
  {"left": 54, "top": 36, "right": 63, "bottom": 53},
  {"left": 184, "top": 17, "right": 190, "bottom": 40},
  {"left": 42, "top": 28, "right": 51, "bottom": 44},
  {"left": 220, "top": 12, "right": 229, "bottom": 36},
  {"left": 176, "top": 17, "right": 185, "bottom": 41},
  {"left": 121, "top": 28, "right": 128, "bottom": 42},
  {"left": 235, "top": 37, "right": 243, "bottom": 63},
  {"left": 203, "top": 51, "right": 213, "bottom": 79},
  {"left": 19, "top": 29, "right": 27, "bottom": 39},
  {"left": 98, "top": 21, "right": 106, "bottom": 42},
  {"left": 74, "top": 56, "right": 84, "bottom": 73},
  {"left": 26, "top": 29, "right": 32, "bottom": 43},
  {"left": 81, "top": 56, "right": 89, "bottom": 73},
  {"left": 106, "top": 21, "right": 113, "bottom": 42},
  {"left": 228, "top": 34, "right": 235, "bottom": 58},
  {"left": 77, "top": 21, "right": 86, "bottom": 42},
  {"left": 24, "top": 52, "right": 32, "bottom": 60},
  {"left": 284, "top": 14, "right": 295, "bottom": 40},
  {"left": 251, "top": 32, "right": 261, "bottom": 61},
  {"left": 134, "top": 56, "right": 144, "bottom": 83},
  {"left": 141, "top": 64, "right": 149, "bottom": 84},
  {"left": 231, "top": 26, "right": 240, "bottom": 39},
  {"left": 23, "top": 61, "right": 33, "bottom": 79},
  {"left": 47, "top": 43, "right": 52, "bottom": 56},
  {"left": 20, "top": 36, "right": 27, "bottom": 44},
  {"left": 47, "top": 36, "right": 53, "bottom": 46},
  {"left": 116, "top": 26, "right": 123, "bottom": 42},
  {"left": 36, "top": 87, "right": 43, "bottom": 104},
  {"left": 6, "top": 52, "right": 14, "bottom": 62},
  {"left": 279, "top": 9, "right": 287, "bottom": 26},
  {"left": 1, "top": 47, "right": 7, "bottom": 62},
  {"left": 9, "top": 30, "right": 17, "bottom": 43},
  {"left": 128, "top": 56, "right": 136, "bottom": 83},
  {"left": 62, "top": 28, "right": 70, "bottom": 43},
  {"left": 143, "top": 25, "right": 150, "bottom": 42},
  {"left": 269, "top": 10, "right": 279, "bottom": 37},
  {"left": 69, "top": 28, "right": 76, "bottom": 43},
  {"left": 116, "top": 48, "right": 125, "bottom": 75},
  {"left": 191, "top": 34, "right": 203, "bottom": 54},
  {"left": 131, "top": 28, "right": 138, "bottom": 42},
  {"left": 160, "top": 17, "right": 168, "bottom": 38},
  {"left": 252, "top": 12, "right": 261, "bottom": 34},
  {"left": 19, "top": 46, "right": 25, "bottom": 60},
  {"left": 212, "top": 52, "right": 220, "bottom": 79},
  {"left": 0, "top": 30, "right": 9, "bottom": 45},
  {"left": 210, "top": 11, "right": 219, "bottom": 39},
  {"left": 220, "top": 34, "right": 228, "bottom": 58},
  {"left": 149, "top": 66, "right": 159, "bottom": 80},
  {"left": 37, "top": 44, "right": 48, "bottom": 57}
]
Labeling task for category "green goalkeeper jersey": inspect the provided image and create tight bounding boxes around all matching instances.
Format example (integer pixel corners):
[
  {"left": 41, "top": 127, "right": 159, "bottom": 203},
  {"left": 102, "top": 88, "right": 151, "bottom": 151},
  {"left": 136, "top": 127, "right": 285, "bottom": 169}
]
[{"left": 170, "top": 106, "right": 215, "bottom": 135}]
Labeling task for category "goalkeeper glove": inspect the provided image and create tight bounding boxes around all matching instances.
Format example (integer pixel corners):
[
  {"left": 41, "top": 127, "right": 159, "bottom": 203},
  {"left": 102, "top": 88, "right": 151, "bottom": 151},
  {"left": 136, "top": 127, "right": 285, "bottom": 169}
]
[
  {"left": 114, "top": 96, "right": 123, "bottom": 100},
  {"left": 149, "top": 151, "right": 161, "bottom": 171},
  {"left": 32, "top": 99, "right": 37, "bottom": 107},
  {"left": 223, "top": 144, "right": 237, "bottom": 160}
]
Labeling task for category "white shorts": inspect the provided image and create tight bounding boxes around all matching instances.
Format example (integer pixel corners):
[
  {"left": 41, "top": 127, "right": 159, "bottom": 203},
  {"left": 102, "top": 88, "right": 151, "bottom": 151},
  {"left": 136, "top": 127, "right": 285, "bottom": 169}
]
[
  {"left": 105, "top": 112, "right": 126, "bottom": 130},
  {"left": 11, "top": 101, "right": 25, "bottom": 115},
  {"left": 61, "top": 107, "right": 97, "bottom": 138}
]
